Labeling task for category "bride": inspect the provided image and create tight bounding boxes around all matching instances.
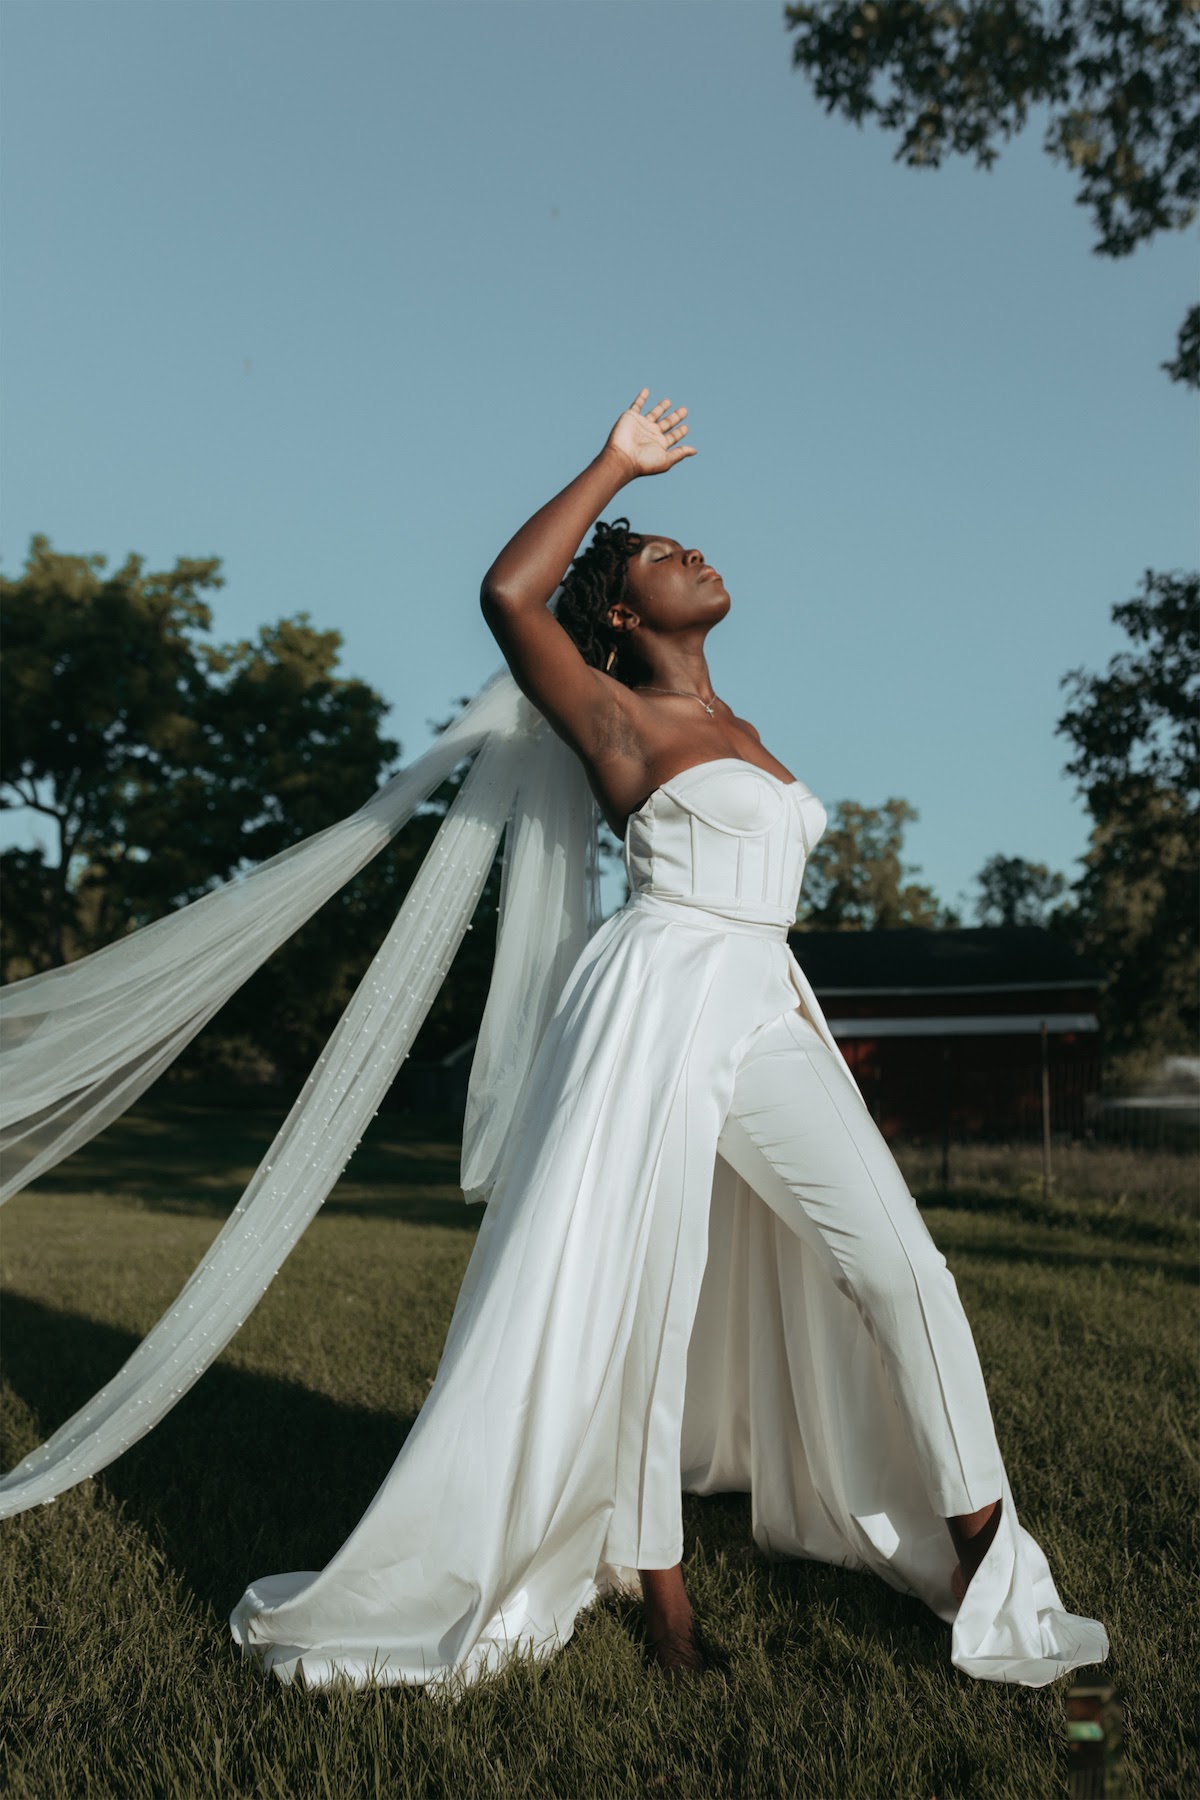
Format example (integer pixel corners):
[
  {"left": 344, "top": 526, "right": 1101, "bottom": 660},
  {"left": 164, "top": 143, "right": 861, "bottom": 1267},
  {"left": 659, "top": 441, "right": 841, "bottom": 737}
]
[{"left": 0, "top": 388, "right": 1109, "bottom": 1692}]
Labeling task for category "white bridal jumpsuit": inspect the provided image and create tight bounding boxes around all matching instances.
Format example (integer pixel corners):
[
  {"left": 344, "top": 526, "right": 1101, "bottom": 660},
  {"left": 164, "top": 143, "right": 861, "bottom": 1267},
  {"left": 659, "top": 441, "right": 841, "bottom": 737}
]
[{"left": 230, "top": 757, "right": 1109, "bottom": 1689}]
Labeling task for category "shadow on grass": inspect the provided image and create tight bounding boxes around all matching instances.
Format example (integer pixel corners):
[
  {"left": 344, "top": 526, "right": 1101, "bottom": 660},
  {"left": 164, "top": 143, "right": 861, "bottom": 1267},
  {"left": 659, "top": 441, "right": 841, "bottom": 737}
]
[
  {"left": 917, "top": 1182, "right": 1192, "bottom": 1252},
  {"left": 19, "top": 1101, "right": 480, "bottom": 1231},
  {"left": 672, "top": 1492, "right": 955, "bottom": 1678},
  {"left": 934, "top": 1232, "right": 1197, "bottom": 1284},
  {"left": 0, "top": 1290, "right": 422, "bottom": 1615},
  {"left": 1, "top": 1297, "right": 959, "bottom": 1681}
]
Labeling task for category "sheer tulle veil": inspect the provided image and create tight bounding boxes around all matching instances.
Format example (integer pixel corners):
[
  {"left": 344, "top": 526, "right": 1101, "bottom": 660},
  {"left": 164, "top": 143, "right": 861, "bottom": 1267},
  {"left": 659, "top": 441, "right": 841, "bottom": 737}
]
[{"left": 0, "top": 629, "right": 604, "bottom": 1517}]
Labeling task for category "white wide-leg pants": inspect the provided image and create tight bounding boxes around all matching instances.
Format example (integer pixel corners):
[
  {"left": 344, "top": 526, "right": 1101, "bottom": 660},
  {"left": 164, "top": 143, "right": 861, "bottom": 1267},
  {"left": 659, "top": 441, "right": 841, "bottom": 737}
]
[
  {"left": 607, "top": 1001, "right": 1005, "bottom": 1572},
  {"left": 716, "top": 1005, "right": 1004, "bottom": 1519}
]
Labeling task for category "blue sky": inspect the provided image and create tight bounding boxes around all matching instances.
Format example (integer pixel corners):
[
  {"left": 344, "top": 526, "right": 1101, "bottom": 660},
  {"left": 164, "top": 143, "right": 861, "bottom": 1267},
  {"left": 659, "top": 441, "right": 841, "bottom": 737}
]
[{"left": 2, "top": 0, "right": 1195, "bottom": 922}]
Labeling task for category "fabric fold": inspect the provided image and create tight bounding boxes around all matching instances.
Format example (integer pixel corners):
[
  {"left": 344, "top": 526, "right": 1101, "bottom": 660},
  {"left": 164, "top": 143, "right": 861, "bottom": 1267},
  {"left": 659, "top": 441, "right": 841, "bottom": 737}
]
[
  {"left": 0, "top": 728, "right": 518, "bottom": 1515},
  {"left": 0, "top": 661, "right": 527, "bottom": 1202},
  {"left": 0, "top": 656, "right": 600, "bottom": 1517}
]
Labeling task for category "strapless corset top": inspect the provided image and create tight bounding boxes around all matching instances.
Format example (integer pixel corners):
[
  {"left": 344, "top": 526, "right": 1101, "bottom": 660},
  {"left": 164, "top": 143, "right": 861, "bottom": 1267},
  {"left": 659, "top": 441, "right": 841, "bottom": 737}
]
[{"left": 621, "top": 756, "right": 827, "bottom": 930}]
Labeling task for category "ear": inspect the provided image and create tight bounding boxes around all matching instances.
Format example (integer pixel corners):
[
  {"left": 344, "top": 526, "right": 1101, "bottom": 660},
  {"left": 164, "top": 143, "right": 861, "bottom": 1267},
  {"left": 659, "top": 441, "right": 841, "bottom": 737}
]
[{"left": 607, "top": 602, "right": 639, "bottom": 633}]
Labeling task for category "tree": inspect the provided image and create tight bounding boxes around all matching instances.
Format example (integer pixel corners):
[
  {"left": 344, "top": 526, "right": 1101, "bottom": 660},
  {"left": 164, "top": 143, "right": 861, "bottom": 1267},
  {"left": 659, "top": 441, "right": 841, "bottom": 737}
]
[
  {"left": 1054, "top": 567, "right": 1199, "bottom": 1076},
  {"left": 796, "top": 795, "right": 957, "bottom": 927},
  {"left": 0, "top": 535, "right": 443, "bottom": 1088},
  {"left": 198, "top": 745, "right": 506, "bottom": 1086},
  {"left": 1, "top": 535, "right": 220, "bottom": 970},
  {"left": 0, "top": 535, "right": 401, "bottom": 979},
  {"left": 0, "top": 536, "right": 512, "bottom": 1082},
  {"left": 784, "top": 0, "right": 1200, "bottom": 384},
  {"left": 971, "top": 851, "right": 1068, "bottom": 922}
]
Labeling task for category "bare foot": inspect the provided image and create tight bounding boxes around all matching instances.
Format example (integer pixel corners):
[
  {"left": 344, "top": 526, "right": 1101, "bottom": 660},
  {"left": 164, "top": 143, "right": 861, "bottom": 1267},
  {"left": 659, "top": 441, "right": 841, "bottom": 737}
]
[
  {"left": 646, "top": 1621, "right": 707, "bottom": 1676},
  {"left": 947, "top": 1494, "right": 1003, "bottom": 1606},
  {"left": 641, "top": 1563, "right": 707, "bottom": 1677}
]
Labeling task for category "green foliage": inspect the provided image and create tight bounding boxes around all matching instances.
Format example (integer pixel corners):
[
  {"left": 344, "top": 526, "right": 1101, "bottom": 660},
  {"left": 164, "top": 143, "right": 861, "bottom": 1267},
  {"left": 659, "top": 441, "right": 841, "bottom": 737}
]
[
  {"left": 0, "top": 537, "right": 511, "bottom": 1083},
  {"left": 972, "top": 851, "right": 1068, "bottom": 924},
  {"left": 0, "top": 535, "right": 223, "bottom": 969},
  {"left": 1, "top": 1106, "right": 1194, "bottom": 1800},
  {"left": 797, "top": 795, "right": 956, "bottom": 927},
  {"left": 784, "top": 0, "right": 1200, "bottom": 383},
  {"left": 1054, "top": 567, "right": 1199, "bottom": 1070},
  {"left": 190, "top": 749, "right": 506, "bottom": 1088},
  {"left": 0, "top": 535, "right": 399, "bottom": 967},
  {"left": 1161, "top": 298, "right": 1199, "bottom": 387}
]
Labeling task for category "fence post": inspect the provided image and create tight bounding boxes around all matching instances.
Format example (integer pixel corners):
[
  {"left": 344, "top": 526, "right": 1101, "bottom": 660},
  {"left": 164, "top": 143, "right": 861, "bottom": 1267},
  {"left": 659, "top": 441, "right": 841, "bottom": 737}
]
[{"left": 1041, "top": 1019, "right": 1053, "bottom": 1201}]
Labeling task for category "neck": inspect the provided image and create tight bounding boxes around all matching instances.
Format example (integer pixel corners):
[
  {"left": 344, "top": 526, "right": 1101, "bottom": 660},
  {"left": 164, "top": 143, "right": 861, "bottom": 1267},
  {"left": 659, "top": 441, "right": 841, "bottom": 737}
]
[{"left": 634, "top": 648, "right": 716, "bottom": 703}]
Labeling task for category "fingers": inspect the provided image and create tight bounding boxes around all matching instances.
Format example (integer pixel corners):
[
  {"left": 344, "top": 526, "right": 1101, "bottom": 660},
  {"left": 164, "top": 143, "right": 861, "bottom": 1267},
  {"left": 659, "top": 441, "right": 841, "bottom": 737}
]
[
  {"left": 647, "top": 445, "right": 698, "bottom": 474},
  {"left": 643, "top": 445, "right": 698, "bottom": 477},
  {"left": 656, "top": 404, "right": 688, "bottom": 436},
  {"left": 629, "top": 391, "right": 689, "bottom": 427},
  {"left": 623, "top": 390, "right": 697, "bottom": 468}
]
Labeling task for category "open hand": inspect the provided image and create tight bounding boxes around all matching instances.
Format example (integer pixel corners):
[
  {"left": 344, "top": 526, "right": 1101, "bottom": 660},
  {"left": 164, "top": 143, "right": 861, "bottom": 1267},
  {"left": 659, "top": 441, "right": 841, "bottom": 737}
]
[{"left": 604, "top": 388, "right": 697, "bottom": 479}]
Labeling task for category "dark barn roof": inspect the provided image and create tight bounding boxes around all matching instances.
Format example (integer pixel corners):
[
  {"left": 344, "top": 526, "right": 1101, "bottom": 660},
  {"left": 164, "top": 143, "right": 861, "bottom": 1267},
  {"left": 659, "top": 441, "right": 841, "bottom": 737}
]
[{"left": 785, "top": 925, "right": 1106, "bottom": 995}]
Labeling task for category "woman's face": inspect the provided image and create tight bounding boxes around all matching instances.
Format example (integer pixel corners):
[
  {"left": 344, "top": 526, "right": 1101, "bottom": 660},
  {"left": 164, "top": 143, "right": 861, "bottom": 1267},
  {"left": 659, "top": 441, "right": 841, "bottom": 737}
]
[{"left": 609, "top": 535, "right": 730, "bottom": 639}]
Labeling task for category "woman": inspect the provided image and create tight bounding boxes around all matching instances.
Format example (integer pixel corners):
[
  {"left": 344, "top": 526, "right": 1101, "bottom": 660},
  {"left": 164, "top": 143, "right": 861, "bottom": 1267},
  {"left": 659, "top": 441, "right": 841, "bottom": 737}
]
[
  {"left": 226, "top": 390, "right": 1107, "bottom": 1687},
  {"left": 0, "top": 388, "right": 1107, "bottom": 1692},
  {"left": 484, "top": 390, "right": 1004, "bottom": 1673}
]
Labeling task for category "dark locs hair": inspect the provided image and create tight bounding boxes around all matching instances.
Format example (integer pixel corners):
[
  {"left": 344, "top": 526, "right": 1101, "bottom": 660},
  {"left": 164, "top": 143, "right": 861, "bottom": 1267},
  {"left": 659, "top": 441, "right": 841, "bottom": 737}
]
[{"left": 554, "top": 517, "right": 647, "bottom": 689}]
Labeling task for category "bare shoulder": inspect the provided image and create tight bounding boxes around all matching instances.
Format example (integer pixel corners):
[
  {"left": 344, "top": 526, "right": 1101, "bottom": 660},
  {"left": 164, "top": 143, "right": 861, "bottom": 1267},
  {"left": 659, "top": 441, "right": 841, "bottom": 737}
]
[
  {"left": 715, "top": 699, "right": 761, "bottom": 742},
  {"left": 713, "top": 703, "right": 797, "bottom": 783}
]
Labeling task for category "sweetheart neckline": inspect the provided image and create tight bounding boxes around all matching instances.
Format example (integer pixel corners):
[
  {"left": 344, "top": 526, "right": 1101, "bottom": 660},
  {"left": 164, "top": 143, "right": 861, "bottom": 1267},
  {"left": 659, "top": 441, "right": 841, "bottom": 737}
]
[{"left": 618, "top": 756, "right": 800, "bottom": 842}]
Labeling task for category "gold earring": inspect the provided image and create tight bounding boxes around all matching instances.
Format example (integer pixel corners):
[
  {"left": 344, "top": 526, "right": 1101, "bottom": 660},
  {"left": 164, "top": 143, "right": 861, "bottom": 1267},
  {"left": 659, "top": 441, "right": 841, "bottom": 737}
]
[{"left": 605, "top": 646, "right": 617, "bottom": 672}]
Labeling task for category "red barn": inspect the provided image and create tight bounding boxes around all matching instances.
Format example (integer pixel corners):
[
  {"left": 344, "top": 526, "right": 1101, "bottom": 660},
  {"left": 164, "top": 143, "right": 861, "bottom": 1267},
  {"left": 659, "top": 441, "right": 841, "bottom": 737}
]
[{"left": 787, "top": 925, "right": 1106, "bottom": 1144}]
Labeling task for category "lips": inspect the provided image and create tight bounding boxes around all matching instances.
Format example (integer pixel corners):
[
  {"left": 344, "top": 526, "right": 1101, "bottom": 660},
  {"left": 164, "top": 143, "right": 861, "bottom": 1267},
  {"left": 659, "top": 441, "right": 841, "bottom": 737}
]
[{"left": 699, "top": 566, "right": 720, "bottom": 582}]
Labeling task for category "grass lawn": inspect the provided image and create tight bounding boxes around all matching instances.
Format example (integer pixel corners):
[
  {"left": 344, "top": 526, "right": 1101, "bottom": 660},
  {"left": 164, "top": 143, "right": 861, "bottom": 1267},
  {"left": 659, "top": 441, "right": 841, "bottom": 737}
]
[{"left": 1, "top": 1099, "right": 1196, "bottom": 1800}]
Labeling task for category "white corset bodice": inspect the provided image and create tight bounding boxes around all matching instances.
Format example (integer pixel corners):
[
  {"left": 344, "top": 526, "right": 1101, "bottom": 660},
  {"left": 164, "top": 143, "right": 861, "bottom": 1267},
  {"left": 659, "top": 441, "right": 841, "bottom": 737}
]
[{"left": 621, "top": 756, "right": 827, "bottom": 932}]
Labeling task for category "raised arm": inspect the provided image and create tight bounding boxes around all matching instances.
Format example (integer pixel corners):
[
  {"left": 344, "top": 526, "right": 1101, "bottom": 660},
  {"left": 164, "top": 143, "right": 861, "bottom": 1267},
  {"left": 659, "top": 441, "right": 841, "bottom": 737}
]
[{"left": 479, "top": 389, "right": 695, "bottom": 764}]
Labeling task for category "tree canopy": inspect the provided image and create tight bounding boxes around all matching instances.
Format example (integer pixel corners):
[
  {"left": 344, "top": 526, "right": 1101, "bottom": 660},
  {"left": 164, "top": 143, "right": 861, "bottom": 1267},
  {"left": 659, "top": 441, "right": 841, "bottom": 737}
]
[
  {"left": 796, "top": 795, "right": 958, "bottom": 927},
  {"left": 785, "top": 0, "right": 1200, "bottom": 383},
  {"left": 0, "top": 535, "right": 399, "bottom": 972},
  {"left": 0, "top": 537, "right": 506, "bottom": 1084},
  {"left": 972, "top": 852, "right": 1068, "bottom": 924},
  {"left": 1054, "top": 567, "right": 1199, "bottom": 1075}
]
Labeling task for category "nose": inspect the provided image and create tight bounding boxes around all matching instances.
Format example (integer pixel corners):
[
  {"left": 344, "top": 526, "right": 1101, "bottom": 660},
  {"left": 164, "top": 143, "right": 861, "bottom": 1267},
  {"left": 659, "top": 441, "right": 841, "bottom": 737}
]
[{"left": 685, "top": 548, "right": 704, "bottom": 567}]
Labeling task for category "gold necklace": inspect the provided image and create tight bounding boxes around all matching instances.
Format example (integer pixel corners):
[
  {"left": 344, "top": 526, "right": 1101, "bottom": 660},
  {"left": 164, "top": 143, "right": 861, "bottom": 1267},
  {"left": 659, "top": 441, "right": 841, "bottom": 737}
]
[{"left": 641, "top": 685, "right": 719, "bottom": 718}]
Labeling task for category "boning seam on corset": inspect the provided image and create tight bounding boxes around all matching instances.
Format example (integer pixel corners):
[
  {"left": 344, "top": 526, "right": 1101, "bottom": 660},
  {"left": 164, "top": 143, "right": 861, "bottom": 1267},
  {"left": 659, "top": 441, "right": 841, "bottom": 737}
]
[
  {"left": 630, "top": 787, "right": 653, "bottom": 891},
  {"left": 793, "top": 788, "right": 812, "bottom": 859}
]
